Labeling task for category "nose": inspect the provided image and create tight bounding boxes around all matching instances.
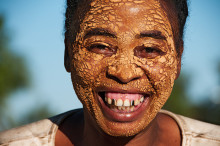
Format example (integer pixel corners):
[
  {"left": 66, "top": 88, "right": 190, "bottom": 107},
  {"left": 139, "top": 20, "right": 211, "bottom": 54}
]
[{"left": 107, "top": 64, "right": 144, "bottom": 84}]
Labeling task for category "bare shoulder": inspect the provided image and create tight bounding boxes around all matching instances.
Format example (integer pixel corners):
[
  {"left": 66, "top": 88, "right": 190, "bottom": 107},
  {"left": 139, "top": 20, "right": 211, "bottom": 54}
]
[
  {"left": 156, "top": 112, "right": 182, "bottom": 146},
  {"left": 55, "top": 109, "right": 84, "bottom": 146}
]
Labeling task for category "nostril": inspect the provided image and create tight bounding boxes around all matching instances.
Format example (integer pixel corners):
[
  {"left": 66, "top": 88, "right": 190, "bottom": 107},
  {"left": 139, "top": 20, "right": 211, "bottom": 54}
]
[
  {"left": 106, "top": 73, "right": 128, "bottom": 84},
  {"left": 131, "top": 77, "right": 141, "bottom": 82},
  {"left": 107, "top": 64, "right": 144, "bottom": 84}
]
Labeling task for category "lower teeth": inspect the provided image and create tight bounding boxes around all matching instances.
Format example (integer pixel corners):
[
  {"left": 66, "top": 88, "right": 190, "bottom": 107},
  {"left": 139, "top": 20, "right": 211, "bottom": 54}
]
[{"left": 110, "top": 105, "right": 135, "bottom": 112}]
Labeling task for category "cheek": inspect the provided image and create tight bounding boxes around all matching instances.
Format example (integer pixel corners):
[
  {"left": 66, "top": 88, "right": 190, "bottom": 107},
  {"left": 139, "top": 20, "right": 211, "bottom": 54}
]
[
  {"left": 71, "top": 47, "right": 106, "bottom": 87},
  {"left": 70, "top": 47, "right": 107, "bottom": 112},
  {"left": 141, "top": 55, "right": 178, "bottom": 95}
]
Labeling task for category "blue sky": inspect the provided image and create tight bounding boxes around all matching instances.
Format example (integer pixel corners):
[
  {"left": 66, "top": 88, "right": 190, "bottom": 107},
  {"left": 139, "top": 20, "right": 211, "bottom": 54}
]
[{"left": 0, "top": 0, "right": 219, "bottom": 119}]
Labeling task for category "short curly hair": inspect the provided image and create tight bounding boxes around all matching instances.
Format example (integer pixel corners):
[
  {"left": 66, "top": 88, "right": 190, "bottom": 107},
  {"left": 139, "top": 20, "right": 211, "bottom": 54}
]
[{"left": 64, "top": 0, "right": 188, "bottom": 57}]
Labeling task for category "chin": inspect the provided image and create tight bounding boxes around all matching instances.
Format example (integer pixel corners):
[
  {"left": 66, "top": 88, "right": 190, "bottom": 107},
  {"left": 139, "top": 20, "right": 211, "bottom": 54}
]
[{"left": 87, "top": 90, "right": 164, "bottom": 137}]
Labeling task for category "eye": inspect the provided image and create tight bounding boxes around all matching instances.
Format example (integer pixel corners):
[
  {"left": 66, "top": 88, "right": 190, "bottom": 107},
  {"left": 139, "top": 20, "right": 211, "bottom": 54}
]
[
  {"left": 134, "top": 45, "right": 165, "bottom": 59},
  {"left": 87, "top": 43, "right": 117, "bottom": 56}
]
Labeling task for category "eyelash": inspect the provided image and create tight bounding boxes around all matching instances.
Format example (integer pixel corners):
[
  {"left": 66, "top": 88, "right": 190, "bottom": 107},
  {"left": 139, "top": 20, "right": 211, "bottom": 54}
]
[
  {"left": 86, "top": 42, "right": 165, "bottom": 58},
  {"left": 89, "top": 44, "right": 110, "bottom": 50},
  {"left": 134, "top": 45, "right": 165, "bottom": 59},
  {"left": 144, "top": 46, "right": 163, "bottom": 53},
  {"left": 86, "top": 42, "right": 117, "bottom": 56}
]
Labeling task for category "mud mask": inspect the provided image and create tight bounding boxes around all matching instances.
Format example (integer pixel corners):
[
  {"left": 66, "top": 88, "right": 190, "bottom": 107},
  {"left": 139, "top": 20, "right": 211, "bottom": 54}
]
[{"left": 68, "top": 0, "right": 180, "bottom": 136}]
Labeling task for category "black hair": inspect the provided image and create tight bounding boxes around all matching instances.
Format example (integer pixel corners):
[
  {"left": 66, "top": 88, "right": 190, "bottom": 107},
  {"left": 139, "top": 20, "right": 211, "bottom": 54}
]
[
  {"left": 173, "top": 0, "right": 188, "bottom": 39},
  {"left": 64, "top": 0, "right": 188, "bottom": 56}
]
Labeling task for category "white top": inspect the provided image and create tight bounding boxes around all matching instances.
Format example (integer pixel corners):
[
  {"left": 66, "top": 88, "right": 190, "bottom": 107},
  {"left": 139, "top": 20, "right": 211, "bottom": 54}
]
[{"left": 0, "top": 109, "right": 220, "bottom": 146}]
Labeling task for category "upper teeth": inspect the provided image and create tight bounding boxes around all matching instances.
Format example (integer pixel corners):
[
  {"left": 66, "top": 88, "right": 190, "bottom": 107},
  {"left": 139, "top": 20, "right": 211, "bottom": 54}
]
[{"left": 105, "top": 96, "right": 144, "bottom": 107}]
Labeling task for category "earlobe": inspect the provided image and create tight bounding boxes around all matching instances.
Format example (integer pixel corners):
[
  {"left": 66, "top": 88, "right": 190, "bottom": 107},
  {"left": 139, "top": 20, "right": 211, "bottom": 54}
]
[{"left": 64, "top": 38, "right": 71, "bottom": 72}]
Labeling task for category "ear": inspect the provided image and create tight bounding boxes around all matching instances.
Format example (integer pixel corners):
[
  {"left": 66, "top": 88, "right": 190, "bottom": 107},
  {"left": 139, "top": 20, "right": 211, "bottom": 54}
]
[
  {"left": 64, "top": 38, "right": 71, "bottom": 72},
  {"left": 175, "top": 40, "right": 183, "bottom": 80}
]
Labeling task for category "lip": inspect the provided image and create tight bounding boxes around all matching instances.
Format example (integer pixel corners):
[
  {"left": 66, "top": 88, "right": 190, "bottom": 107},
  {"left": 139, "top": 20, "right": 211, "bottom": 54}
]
[{"left": 95, "top": 87, "right": 152, "bottom": 122}]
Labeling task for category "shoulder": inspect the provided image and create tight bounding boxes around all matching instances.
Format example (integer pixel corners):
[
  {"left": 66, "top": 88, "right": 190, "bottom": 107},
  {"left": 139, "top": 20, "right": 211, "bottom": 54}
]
[
  {"left": 0, "top": 119, "right": 55, "bottom": 146},
  {"left": 160, "top": 110, "right": 220, "bottom": 146},
  {"left": 0, "top": 109, "right": 82, "bottom": 146}
]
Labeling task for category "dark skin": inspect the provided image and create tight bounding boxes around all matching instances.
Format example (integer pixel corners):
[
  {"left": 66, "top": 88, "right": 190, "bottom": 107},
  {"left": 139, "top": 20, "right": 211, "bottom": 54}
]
[
  {"left": 56, "top": 0, "right": 183, "bottom": 145},
  {"left": 55, "top": 111, "right": 181, "bottom": 146}
]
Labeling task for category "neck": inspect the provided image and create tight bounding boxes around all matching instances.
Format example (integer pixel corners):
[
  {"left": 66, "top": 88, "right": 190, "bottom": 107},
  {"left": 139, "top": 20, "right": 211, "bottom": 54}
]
[{"left": 82, "top": 110, "right": 161, "bottom": 146}]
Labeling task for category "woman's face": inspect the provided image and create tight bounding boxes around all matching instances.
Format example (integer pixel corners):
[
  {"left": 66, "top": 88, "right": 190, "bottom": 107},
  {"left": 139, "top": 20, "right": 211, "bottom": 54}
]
[{"left": 68, "top": 0, "right": 180, "bottom": 136}]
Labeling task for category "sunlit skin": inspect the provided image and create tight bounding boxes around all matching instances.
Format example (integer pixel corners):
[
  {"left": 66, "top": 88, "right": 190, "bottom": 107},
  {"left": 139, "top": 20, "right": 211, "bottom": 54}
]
[{"left": 56, "top": 0, "right": 183, "bottom": 145}]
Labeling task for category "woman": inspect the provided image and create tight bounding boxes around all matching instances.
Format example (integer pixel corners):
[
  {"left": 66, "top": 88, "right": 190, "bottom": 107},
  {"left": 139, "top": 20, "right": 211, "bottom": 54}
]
[{"left": 0, "top": 0, "right": 220, "bottom": 145}]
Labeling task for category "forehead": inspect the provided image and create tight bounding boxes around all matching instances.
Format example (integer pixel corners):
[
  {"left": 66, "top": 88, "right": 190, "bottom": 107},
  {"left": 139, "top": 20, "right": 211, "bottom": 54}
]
[{"left": 78, "top": 0, "right": 172, "bottom": 38}]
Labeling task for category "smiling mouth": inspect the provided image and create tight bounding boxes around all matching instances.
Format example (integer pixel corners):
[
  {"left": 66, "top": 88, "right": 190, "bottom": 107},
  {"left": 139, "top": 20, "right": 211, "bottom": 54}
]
[{"left": 98, "top": 91, "right": 150, "bottom": 113}]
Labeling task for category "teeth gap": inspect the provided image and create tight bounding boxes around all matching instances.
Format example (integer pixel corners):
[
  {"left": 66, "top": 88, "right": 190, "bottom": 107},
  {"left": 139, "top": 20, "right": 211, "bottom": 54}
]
[
  {"left": 99, "top": 92, "right": 148, "bottom": 108},
  {"left": 131, "top": 100, "right": 134, "bottom": 106}
]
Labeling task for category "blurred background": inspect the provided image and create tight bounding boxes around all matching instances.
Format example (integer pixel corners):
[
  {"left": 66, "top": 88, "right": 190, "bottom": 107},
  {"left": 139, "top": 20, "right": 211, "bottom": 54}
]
[{"left": 0, "top": 0, "right": 219, "bottom": 131}]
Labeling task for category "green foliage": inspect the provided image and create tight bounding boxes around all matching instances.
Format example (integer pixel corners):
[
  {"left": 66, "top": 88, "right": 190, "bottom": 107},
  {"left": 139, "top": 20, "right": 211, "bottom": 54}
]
[
  {"left": 17, "top": 104, "right": 54, "bottom": 128},
  {"left": 194, "top": 100, "right": 220, "bottom": 125},
  {"left": 0, "top": 16, "right": 29, "bottom": 103},
  {"left": 163, "top": 71, "right": 220, "bottom": 125},
  {"left": 163, "top": 74, "right": 197, "bottom": 117},
  {"left": 0, "top": 15, "right": 54, "bottom": 131},
  {"left": 0, "top": 103, "right": 54, "bottom": 131}
]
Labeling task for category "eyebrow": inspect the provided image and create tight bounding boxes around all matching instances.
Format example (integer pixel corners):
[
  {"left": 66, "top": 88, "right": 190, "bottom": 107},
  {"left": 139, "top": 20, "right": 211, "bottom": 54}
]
[
  {"left": 83, "top": 28, "right": 117, "bottom": 39},
  {"left": 137, "top": 30, "right": 166, "bottom": 40}
]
